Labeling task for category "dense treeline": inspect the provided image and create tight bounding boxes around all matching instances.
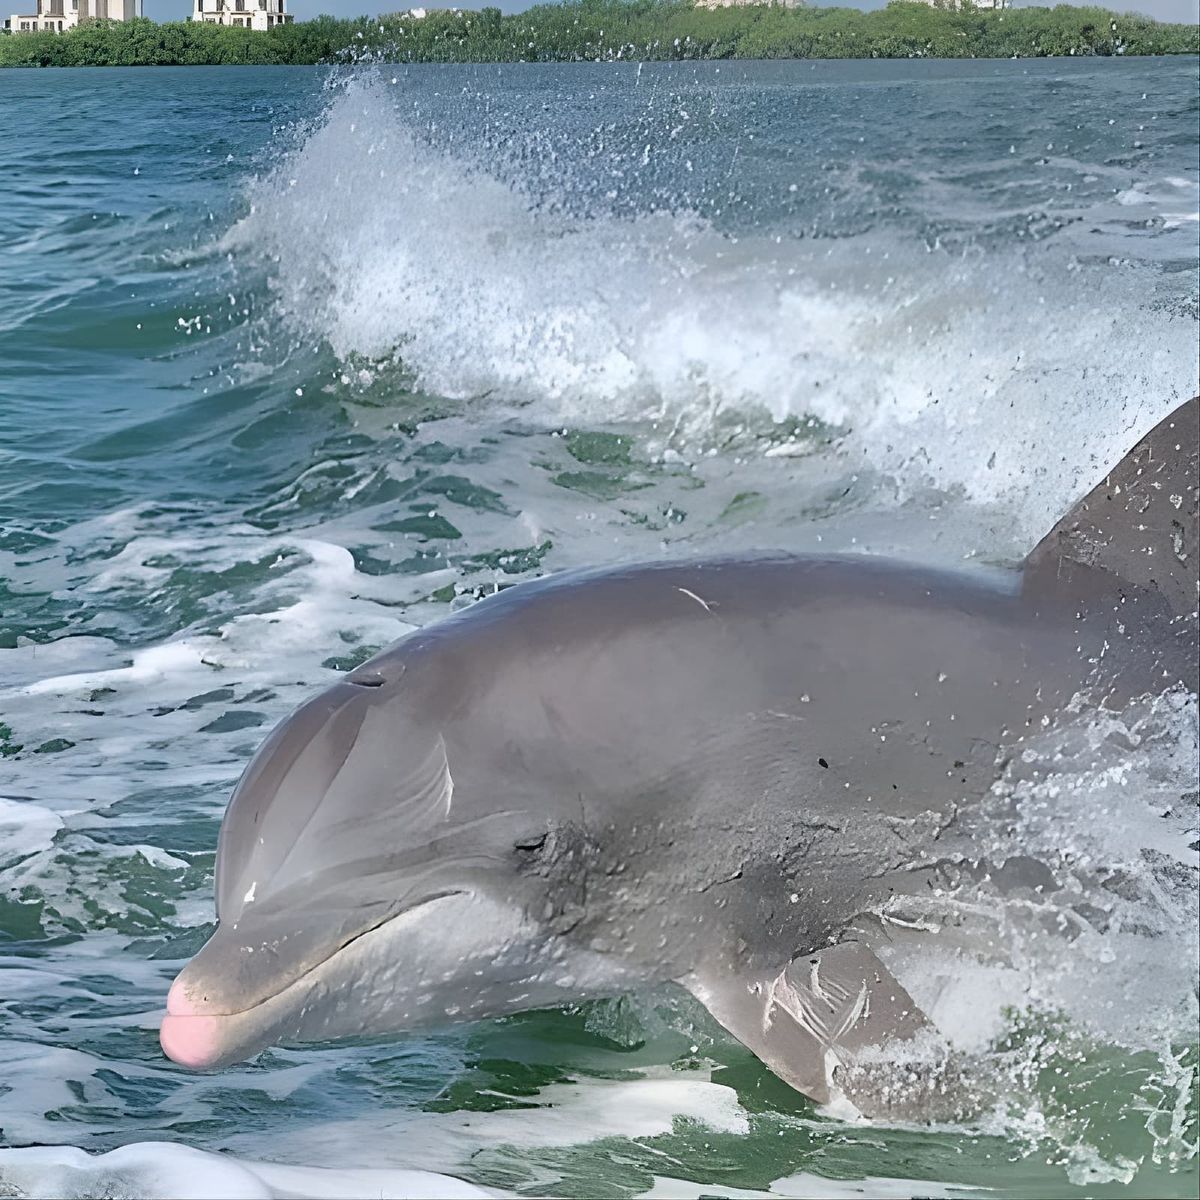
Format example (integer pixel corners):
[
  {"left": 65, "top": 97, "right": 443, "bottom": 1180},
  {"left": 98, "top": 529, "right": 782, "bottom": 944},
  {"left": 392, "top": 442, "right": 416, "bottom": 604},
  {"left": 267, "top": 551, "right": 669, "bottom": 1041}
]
[{"left": 1, "top": 2, "right": 1196, "bottom": 68}]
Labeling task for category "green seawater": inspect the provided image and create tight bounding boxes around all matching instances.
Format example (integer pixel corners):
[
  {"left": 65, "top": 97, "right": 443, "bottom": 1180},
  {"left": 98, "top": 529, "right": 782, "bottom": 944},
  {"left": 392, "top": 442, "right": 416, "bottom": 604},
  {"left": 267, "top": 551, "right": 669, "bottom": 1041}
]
[{"left": 0, "top": 60, "right": 1197, "bottom": 1199}]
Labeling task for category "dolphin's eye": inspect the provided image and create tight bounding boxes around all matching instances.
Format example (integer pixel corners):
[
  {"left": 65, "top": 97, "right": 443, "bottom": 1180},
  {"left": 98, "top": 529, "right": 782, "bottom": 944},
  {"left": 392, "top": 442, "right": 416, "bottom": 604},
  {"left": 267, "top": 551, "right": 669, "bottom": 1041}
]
[
  {"left": 346, "top": 673, "right": 385, "bottom": 688},
  {"left": 513, "top": 832, "right": 548, "bottom": 857}
]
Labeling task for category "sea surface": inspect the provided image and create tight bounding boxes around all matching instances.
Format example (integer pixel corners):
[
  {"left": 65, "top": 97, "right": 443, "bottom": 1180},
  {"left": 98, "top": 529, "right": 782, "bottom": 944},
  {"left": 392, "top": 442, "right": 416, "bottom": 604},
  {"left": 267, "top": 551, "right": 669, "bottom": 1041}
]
[{"left": 0, "top": 58, "right": 1197, "bottom": 1200}]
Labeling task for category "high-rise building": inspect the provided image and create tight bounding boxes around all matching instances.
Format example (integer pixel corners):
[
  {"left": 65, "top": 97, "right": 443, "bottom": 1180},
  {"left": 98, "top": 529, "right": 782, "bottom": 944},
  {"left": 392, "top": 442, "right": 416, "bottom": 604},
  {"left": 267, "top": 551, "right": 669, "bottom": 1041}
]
[
  {"left": 192, "top": 0, "right": 291, "bottom": 29},
  {"left": 5, "top": 0, "right": 139, "bottom": 33},
  {"left": 2, "top": 0, "right": 293, "bottom": 32}
]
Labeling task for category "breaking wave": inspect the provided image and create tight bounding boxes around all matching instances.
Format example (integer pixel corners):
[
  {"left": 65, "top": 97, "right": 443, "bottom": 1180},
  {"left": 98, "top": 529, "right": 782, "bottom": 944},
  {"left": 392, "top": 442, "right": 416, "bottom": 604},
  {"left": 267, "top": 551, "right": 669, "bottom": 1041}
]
[{"left": 231, "top": 76, "right": 1198, "bottom": 545}]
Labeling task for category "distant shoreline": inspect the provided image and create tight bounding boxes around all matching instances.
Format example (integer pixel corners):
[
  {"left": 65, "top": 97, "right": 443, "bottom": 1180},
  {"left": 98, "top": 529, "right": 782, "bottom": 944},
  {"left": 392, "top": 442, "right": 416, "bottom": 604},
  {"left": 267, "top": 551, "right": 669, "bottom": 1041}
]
[{"left": 2, "top": 3, "right": 1197, "bottom": 68}]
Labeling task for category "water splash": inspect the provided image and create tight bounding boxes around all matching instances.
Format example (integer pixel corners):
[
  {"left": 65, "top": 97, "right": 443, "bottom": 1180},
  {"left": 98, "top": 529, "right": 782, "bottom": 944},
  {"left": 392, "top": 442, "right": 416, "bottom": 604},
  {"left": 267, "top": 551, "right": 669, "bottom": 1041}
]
[{"left": 231, "top": 77, "right": 1198, "bottom": 546}]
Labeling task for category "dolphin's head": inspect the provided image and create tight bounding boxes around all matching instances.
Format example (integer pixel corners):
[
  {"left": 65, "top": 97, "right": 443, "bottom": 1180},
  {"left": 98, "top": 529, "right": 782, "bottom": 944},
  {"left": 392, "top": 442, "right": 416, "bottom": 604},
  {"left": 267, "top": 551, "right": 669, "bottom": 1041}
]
[{"left": 160, "top": 659, "right": 575, "bottom": 1070}]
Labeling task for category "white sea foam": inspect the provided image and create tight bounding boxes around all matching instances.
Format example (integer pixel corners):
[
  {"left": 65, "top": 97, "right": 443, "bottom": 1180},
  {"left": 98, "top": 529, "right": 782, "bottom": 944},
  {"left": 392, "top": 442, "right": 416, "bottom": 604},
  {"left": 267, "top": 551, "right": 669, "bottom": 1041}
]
[
  {"left": 0, "top": 1144, "right": 501, "bottom": 1200},
  {"left": 218, "top": 1071, "right": 750, "bottom": 1172},
  {"left": 0, "top": 1138, "right": 976, "bottom": 1200},
  {"left": 1114, "top": 174, "right": 1200, "bottom": 230},
  {"left": 0, "top": 1074, "right": 803, "bottom": 1200},
  {"left": 0, "top": 796, "right": 63, "bottom": 868},
  {"left": 636, "top": 1174, "right": 974, "bottom": 1198}
]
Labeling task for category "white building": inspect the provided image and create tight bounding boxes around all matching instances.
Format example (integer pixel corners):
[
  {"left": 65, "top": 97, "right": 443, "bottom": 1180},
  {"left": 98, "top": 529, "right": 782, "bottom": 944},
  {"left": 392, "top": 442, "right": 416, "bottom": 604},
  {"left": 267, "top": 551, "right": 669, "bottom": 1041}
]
[
  {"left": 192, "top": 0, "right": 291, "bottom": 29},
  {"left": 5, "top": 0, "right": 139, "bottom": 34},
  {"left": 694, "top": 0, "right": 800, "bottom": 9}
]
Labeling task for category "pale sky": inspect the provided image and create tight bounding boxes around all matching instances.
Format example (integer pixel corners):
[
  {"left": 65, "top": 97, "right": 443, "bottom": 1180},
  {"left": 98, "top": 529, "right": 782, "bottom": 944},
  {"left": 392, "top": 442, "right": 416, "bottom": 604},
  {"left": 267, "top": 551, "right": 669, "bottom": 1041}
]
[{"left": 143, "top": 0, "right": 1200, "bottom": 30}]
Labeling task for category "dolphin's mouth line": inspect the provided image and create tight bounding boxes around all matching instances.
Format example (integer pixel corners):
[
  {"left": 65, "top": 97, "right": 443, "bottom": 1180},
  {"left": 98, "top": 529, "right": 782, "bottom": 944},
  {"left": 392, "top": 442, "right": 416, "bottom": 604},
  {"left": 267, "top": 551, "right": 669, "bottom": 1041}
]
[
  {"left": 167, "top": 889, "right": 466, "bottom": 1023},
  {"left": 315, "top": 886, "right": 468, "bottom": 992}
]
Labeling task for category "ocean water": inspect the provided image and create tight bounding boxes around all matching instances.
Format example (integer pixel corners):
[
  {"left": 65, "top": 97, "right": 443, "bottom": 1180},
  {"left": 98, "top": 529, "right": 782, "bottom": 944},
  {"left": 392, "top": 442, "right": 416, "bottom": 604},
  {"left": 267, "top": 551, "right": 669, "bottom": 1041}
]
[{"left": 0, "top": 57, "right": 1197, "bottom": 1200}]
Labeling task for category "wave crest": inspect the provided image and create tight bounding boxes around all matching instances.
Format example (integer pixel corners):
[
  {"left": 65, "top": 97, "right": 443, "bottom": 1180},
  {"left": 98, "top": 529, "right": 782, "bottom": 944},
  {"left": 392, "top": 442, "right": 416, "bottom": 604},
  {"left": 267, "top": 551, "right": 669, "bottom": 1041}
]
[{"left": 232, "top": 76, "right": 1198, "bottom": 542}]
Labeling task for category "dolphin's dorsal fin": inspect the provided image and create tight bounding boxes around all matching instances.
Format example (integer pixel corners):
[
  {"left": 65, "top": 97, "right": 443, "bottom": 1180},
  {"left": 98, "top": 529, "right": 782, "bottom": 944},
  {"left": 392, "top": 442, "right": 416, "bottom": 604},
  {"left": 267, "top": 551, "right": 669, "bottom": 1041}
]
[
  {"left": 1022, "top": 397, "right": 1198, "bottom": 618},
  {"left": 685, "top": 942, "right": 958, "bottom": 1119}
]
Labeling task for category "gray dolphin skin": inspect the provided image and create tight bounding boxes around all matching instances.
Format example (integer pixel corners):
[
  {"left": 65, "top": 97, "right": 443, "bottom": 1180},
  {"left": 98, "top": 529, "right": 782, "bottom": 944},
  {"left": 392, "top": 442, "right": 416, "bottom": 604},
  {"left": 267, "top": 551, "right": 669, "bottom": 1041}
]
[{"left": 161, "top": 397, "right": 1198, "bottom": 1117}]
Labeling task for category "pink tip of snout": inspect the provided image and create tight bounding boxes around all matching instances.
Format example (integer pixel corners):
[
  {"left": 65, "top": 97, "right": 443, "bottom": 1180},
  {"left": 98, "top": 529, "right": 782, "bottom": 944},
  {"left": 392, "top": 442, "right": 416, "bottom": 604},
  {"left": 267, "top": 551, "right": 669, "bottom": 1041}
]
[
  {"left": 160, "top": 1012, "right": 225, "bottom": 1069},
  {"left": 162, "top": 973, "right": 225, "bottom": 1068}
]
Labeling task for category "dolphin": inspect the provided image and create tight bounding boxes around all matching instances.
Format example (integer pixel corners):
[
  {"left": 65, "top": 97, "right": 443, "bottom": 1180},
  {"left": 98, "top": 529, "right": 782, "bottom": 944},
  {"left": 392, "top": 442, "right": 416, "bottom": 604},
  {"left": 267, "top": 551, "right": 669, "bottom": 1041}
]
[{"left": 161, "top": 397, "right": 1198, "bottom": 1116}]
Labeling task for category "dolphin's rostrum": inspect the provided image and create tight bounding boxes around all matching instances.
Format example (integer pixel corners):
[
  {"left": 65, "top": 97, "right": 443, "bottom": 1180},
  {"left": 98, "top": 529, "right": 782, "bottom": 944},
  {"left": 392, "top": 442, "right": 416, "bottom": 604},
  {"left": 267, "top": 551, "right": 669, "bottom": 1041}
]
[{"left": 162, "top": 398, "right": 1198, "bottom": 1118}]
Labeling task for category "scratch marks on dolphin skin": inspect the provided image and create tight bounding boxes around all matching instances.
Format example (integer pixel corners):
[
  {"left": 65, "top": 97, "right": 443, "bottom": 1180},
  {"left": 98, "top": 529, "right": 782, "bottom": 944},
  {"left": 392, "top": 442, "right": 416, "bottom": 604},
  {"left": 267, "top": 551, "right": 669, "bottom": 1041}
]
[
  {"left": 676, "top": 587, "right": 716, "bottom": 614},
  {"left": 386, "top": 734, "right": 455, "bottom": 825},
  {"left": 759, "top": 956, "right": 869, "bottom": 1045},
  {"left": 695, "top": 863, "right": 746, "bottom": 894},
  {"left": 425, "top": 736, "right": 455, "bottom": 820},
  {"left": 764, "top": 709, "right": 806, "bottom": 723},
  {"left": 878, "top": 908, "right": 939, "bottom": 933}
]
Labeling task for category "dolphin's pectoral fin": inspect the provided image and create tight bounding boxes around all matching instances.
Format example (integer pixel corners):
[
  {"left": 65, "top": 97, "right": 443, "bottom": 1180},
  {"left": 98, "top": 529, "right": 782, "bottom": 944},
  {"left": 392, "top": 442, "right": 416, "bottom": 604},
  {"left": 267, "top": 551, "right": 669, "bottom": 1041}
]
[{"left": 685, "top": 941, "right": 958, "bottom": 1120}]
